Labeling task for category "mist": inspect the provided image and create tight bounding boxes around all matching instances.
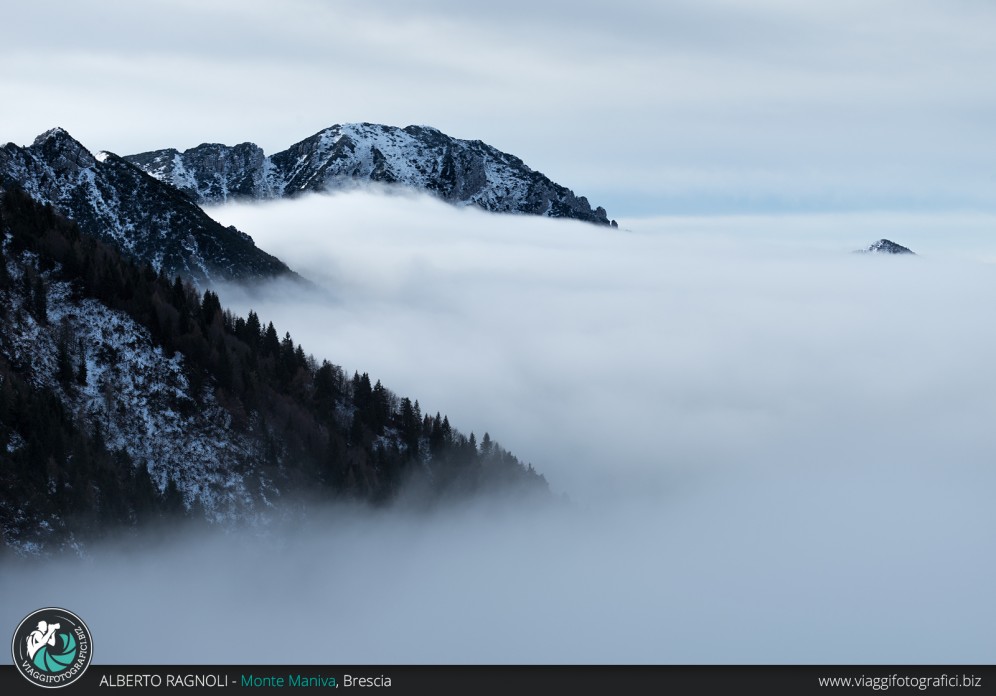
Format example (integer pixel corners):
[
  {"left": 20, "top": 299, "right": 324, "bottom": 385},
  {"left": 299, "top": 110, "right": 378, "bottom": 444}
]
[{"left": 3, "top": 192, "right": 995, "bottom": 663}]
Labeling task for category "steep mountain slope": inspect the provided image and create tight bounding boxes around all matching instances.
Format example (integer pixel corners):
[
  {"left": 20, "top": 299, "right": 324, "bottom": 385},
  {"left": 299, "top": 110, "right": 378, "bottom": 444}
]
[
  {"left": 126, "top": 123, "right": 617, "bottom": 226},
  {"left": 0, "top": 189, "right": 548, "bottom": 553},
  {"left": 0, "top": 128, "right": 294, "bottom": 285}
]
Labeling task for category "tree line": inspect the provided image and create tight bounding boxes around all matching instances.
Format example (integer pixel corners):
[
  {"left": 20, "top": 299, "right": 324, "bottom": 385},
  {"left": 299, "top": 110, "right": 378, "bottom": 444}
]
[{"left": 0, "top": 187, "right": 547, "bottom": 550}]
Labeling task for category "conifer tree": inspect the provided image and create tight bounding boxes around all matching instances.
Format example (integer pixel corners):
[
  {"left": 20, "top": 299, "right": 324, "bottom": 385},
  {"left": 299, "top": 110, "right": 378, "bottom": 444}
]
[{"left": 75, "top": 339, "right": 88, "bottom": 386}]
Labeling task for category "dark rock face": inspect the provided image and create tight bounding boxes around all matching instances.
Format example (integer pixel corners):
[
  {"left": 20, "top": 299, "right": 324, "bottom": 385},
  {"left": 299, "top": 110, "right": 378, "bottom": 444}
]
[
  {"left": 861, "top": 239, "right": 916, "bottom": 255},
  {"left": 126, "top": 141, "right": 270, "bottom": 203},
  {"left": 126, "top": 122, "right": 616, "bottom": 226},
  {"left": 0, "top": 129, "right": 292, "bottom": 285}
]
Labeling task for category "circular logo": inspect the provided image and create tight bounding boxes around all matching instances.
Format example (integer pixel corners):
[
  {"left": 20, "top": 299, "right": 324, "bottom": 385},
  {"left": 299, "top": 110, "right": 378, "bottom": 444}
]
[{"left": 11, "top": 608, "right": 92, "bottom": 689}]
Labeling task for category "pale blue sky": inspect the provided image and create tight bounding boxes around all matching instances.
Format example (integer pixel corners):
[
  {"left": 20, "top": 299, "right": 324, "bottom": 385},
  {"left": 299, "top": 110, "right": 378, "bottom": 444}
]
[{"left": 3, "top": 0, "right": 995, "bottom": 216}]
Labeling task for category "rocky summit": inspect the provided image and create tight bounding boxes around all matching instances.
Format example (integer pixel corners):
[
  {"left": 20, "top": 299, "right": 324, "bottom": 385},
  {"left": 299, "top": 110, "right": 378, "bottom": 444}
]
[
  {"left": 860, "top": 239, "right": 916, "bottom": 255},
  {"left": 0, "top": 128, "right": 294, "bottom": 285},
  {"left": 126, "top": 123, "right": 616, "bottom": 226}
]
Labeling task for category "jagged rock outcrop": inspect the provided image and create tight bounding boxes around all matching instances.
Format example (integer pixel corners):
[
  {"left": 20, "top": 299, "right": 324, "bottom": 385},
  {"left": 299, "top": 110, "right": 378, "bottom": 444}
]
[
  {"left": 127, "top": 123, "right": 617, "bottom": 226},
  {"left": 0, "top": 128, "right": 294, "bottom": 285}
]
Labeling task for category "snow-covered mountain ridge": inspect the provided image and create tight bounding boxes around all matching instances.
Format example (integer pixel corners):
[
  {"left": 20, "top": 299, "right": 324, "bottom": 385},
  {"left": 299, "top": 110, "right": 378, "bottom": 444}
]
[
  {"left": 0, "top": 128, "right": 294, "bottom": 285},
  {"left": 126, "top": 123, "right": 617, "bottom": 226}
]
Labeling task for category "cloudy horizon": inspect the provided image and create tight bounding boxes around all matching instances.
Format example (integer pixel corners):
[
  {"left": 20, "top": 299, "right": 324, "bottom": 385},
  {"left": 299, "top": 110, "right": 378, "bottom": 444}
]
[{"left": 4, "top": 1, "right": 996, "bottom": 215}]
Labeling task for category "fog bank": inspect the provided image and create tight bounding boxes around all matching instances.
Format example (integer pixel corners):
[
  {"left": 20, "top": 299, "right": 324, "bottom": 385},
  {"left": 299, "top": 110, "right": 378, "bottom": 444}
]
[{"left": 4, "top": 192, "right": 994, "bottom": 663}]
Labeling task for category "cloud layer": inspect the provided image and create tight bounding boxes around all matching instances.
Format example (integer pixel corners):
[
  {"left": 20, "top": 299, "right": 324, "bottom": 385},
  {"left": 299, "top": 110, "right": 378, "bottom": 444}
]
[
  {"left": 3, "top": 1, "right": 996, "bottom": 213},
  {"left": 7, "top": 192, "right": 993, "bottom": 664}
]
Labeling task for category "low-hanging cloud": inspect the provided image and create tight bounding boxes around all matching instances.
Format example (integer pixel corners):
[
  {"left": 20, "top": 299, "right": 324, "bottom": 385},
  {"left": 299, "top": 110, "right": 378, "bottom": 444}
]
[
  {"left": 3, "top": 192, "right": 995, "bottom": 664},
  {"left": 209, "top": 193, "right": 996, "bottom": 497}
]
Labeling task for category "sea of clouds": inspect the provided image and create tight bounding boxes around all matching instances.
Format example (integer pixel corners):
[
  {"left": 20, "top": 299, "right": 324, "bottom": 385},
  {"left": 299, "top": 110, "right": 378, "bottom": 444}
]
[{"left": 3, "top": 191, "right": 994, "bottom": 663}]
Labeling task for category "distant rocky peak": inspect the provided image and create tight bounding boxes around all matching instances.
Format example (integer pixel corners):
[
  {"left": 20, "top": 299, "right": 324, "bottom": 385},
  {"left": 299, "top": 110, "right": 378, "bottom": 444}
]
[
  {"left": 31, "top": 126, "right": 72, "bottom": 146},
  {"left": 29, "top": 126, "right": 97, "bottom": 171},
  {"left": 125, "top": 122, "right": 616, "bottom": 226},
  {"left": 862, "top": 239, "right": 915, "bottom": 255}
]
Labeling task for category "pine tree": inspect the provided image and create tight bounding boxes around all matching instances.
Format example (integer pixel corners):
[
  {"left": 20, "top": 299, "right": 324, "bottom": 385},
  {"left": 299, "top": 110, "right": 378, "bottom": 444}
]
[
  {"left": 0, "top": 245, "right": 10, "bottom": 290},
  {"left": 372, "top": 380, "right": 390, "bottom": 434},
  {"left": 76, "top": 339, "right": 88, "bottom": 386},
  {"left": 201, "top": 289, "right": 222, "bottom": 325},
  {"left": 160, "top": 476, "right": 185, "bottom": 516},
  {"left": 262, "top": 322, "right": 279, "bottom": 356},
  {"left": 429, "top": 412, "right": 444, "bottom": 454},
  {"left": 399, "top": 397, "right": 421, "bottom": 454},
  {"left": 56, "top": 319, "right": 75, "bottom": 387},
  {"left": 244, "top": 310, "right": 261, "bottom": 347}
]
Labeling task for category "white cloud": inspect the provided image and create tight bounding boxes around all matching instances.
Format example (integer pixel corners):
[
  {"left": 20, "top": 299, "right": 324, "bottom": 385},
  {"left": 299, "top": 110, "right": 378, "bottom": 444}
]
[
  {"left": 4, "top": 193, "right": 995, "bottom": 662},
  {"left": 12, "top": 193, "right": 990, "bottom": 663},
  {"left": 205, "top": 193, "right": 996, "bottom": 495},
  {"left": 3, "top": 1, "right": 996, "bottom": 213}
]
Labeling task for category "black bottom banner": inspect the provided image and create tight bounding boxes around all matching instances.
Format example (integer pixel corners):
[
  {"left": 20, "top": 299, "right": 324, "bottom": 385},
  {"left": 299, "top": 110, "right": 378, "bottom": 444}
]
[{"left": 1, "top": 665, "right": 992, "bottom": 695}]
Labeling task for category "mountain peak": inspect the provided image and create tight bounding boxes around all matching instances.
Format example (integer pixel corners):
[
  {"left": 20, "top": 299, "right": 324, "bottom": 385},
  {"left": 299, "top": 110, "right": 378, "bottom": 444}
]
[
  {"left": 126, "top": 123, "right": 615, "bottom": 225},
  {"left": 32, "top": 126, "right": 73, "bottom": 146},
  {"left": 862, "top": 239, "right": 915, "bottom": 255},
  {"left": 1, "top": 131, "right": 294, "bottom": 284},
  {"left": 28, "top": 127, "right": 97, "bottom": 172}
]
